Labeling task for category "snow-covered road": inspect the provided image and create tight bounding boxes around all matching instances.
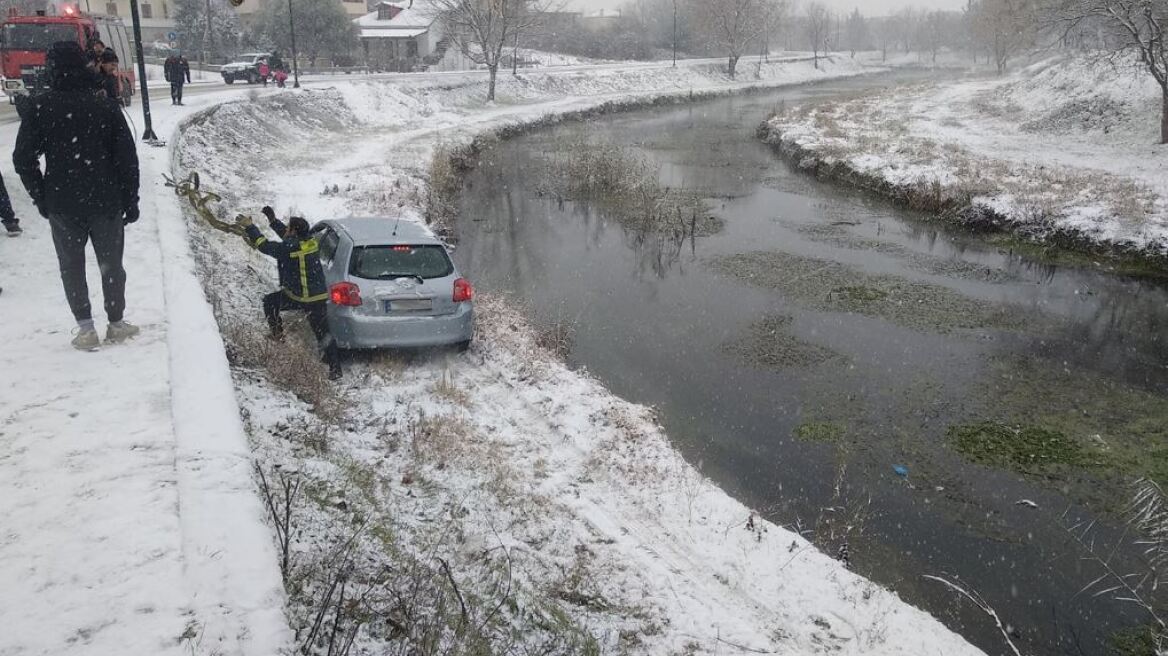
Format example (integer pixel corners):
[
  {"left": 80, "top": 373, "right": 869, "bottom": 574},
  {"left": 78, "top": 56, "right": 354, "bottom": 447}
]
[{"left": 0, "top": 88, "right": 289, "bottom": 656}]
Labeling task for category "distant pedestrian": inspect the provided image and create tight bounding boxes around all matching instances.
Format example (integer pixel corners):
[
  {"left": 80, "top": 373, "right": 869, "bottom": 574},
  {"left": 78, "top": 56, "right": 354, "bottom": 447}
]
[
  {"left": 258, "top": 61, "right": 270, "bottom": 87},
  {"left": 164, "top": 52, "right": 190, "bottom": 105},
  {"left": 96, "top": 50, "right": 121, "bottom": 103},
  {"left": 85, "top": 39, "right": 106, "bottom": 69},
  {"left": 13, "top": 41, "right": 140, "bottom": 350},
  {"left": 274, "top": 67, "right": 287, "bottom": 88}
]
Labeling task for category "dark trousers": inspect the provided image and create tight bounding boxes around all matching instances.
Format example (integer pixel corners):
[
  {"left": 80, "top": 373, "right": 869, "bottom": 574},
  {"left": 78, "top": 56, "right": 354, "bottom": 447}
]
[
  {"left": 49, "top": 214, "right": 126, "bottom": 323},
  {"left": 170, "top": 82, "right": 184, "bottom": 104},
  {"left": 263, "top": 292, "right": 341, "bottom": 373},
  {"left": 0, "top": 171, "right": 15, "bottom": 223}
]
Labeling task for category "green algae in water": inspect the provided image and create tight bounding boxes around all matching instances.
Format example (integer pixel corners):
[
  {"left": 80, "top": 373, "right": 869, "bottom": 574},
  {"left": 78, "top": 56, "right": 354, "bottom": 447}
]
[
  {"left": 723, "top": 314, "right": 842, "bottom": 369},
  {"left": 794, "top": 421, "right": 847, "bottom": 444},
  {"left": 974, "top": 357, "right": 1168, "bottom": 489},
  {"left": 947, "top": 422, "right": 1085, "bottom": 470},
  {"left": 1107, "top": 625, "right": 1162, "bottom": 656},
  {"left": 708, "top": 251, "right": 1030, "bottom": 333},
  {"left": 830, "top": 285, "right": 888, "bottom": 303}
]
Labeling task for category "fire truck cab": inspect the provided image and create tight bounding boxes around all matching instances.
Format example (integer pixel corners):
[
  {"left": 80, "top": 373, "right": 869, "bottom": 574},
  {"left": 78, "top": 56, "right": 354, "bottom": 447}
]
[{"left": 1, "top": 5, "right": 136, "bottom": 107}]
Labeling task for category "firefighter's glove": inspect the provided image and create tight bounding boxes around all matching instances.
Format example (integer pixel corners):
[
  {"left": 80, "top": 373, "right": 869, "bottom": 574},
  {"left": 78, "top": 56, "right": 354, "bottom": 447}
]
[
  {"left": 123, "top": 206, "right": 140, "bottom": 225},
  {"left": 261, "top": 206, "right": 277, "bottom": 223},
  {"left": 236, "top": 214, "right": 254, "bottom": 228}
]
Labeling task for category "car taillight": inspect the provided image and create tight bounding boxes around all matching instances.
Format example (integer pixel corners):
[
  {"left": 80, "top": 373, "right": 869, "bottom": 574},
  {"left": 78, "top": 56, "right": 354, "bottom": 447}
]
[
  {"left": 330, "top": 282, "right": 362, "bottom": 307},
  {"left": 453, "top": 278, "right": 474, "bottom": 303}
]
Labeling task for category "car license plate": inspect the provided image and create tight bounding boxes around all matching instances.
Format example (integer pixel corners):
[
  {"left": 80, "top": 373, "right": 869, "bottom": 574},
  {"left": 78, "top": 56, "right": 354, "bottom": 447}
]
[{"left": 385, "top": 299, "right": 432, "bottom": 312}]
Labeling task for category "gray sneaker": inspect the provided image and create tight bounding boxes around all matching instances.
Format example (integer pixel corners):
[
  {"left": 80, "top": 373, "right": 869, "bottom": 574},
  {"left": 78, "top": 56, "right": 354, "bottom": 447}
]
[
  {"left": 106, "top": 320, "right": 140, "bottom": 343},
  {"left": 72, "top": 328, "right": 100, "bottom": 351}
]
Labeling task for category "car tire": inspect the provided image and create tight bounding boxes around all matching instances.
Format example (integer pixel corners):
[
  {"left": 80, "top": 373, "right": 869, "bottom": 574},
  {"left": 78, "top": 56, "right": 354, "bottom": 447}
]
[
  {"left": 455, "top": 339, "right": 472, "bottom": 353},
  {"left": 224, "top": 77, "right": 234, "bottom": 84}
]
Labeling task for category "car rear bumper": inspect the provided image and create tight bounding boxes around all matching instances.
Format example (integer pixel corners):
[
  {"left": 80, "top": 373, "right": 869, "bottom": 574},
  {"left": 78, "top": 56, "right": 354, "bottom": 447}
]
[{"left": 330, "top": 303, "right": 474, "bottom": 349}]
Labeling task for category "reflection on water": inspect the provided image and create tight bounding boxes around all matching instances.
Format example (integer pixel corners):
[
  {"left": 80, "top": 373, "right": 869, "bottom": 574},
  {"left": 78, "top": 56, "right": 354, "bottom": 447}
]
[{"left": 454, "top": 75, "right": 1168, "bottom": 656}]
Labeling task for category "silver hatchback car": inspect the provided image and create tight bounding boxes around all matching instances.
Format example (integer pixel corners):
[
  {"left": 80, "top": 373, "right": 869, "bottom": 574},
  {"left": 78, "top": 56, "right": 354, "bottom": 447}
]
[{"left": 312, "top": 218, "right": 474, "bottom": 351}]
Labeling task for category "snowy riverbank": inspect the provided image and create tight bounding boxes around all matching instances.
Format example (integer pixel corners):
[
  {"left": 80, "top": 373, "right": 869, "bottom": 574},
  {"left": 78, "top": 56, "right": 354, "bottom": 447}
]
[
  {"left": 174, "top": 58, "right": 986, "bottom": 653},
  {"left": 759, "top": 55, "right": 1168, "bottom": 263}
]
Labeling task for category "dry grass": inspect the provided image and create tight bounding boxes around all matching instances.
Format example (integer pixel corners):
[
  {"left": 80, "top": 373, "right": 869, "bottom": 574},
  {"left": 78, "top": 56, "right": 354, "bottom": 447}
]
[
  {"left": 408, "top": 409, "right": 474, "bottom": 466},
  {"left": 221, "top": 316, "right": 346, "bottom": 423},
  {"left": 431, "top": 368, "right": 471, "bottom": 407}
]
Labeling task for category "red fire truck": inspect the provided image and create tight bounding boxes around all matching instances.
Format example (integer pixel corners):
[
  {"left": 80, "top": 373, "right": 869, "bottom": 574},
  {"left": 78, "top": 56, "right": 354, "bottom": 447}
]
[{"left": 1, "top": 5, "right": 135, "bottom": 107}]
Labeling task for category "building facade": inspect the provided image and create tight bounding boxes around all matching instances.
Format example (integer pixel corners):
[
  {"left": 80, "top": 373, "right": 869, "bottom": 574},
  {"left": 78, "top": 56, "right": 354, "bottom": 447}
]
[{"left": 355, "top": 1, "right": 453, "bottom": 72}]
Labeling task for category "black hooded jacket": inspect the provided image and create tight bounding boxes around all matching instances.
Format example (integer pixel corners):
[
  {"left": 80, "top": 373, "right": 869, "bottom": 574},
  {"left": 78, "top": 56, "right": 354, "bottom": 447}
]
[{"left": 13, "top": 42, "right": 138, "bottom": 219}]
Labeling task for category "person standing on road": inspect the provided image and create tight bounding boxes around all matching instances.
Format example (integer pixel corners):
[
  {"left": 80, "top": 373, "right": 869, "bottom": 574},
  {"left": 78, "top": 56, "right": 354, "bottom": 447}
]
[
  {"left": 13, "top": 41, "right": 140, "bottom": 350},
  {"left": 164, "top": 52, "right": 190, "bottom": 105},
  {"left": 258, "top": 60, "right": 270, "bottom": 87},
  {"left": 240, "top": 206, "right": 342, "bottom": 380},
  {"left": 96, "top": 50, "right": 121, "bottom": 103}
]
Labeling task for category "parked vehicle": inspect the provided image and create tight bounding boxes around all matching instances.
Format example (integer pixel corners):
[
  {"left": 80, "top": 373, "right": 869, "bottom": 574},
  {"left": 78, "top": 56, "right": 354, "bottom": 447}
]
[
  {"left": 1, "top": 5, "right": 135, "bottom": 107},
  {"left": 220, "top": 52, "right": 269, "bottom": 84},
  {"left": 314, "top": 218, "right": 474, "bottom": 351}
]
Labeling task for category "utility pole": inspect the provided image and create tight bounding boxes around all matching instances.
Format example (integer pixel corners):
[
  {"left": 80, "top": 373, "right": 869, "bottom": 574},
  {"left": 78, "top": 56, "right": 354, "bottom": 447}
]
[
  {"left": 287, "top": 0, "right": 300, "bottom": 88},
  {"left": 672, "top": 0, "right": 677, "bottom": 66},
  {"left": 204, "top": 0, "right": 214, "bottom": 73},
  {"left": 128, "top": 0, "right": 157, "bottom": 141}
]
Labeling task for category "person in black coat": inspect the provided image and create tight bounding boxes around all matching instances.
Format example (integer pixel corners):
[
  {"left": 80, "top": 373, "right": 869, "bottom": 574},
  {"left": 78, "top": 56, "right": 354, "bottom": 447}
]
[
  {"left": 13, "top": 41, "right": 140, "bottom": 350},
  {"left": 163, "top": 53, "right": 190, "bottom": 105},
  {"left": 241, "top": 207, "right": 342, "bottom": 380},
  {"left": 96, "top": 50, "right": 121, "bottom": 103}
]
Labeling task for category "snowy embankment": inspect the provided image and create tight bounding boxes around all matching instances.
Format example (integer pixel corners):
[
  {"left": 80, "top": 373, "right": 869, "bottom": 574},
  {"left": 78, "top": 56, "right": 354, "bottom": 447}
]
[
  {"left": 760, "top": 55, "right": 1168, "bottom": 262},
  {"left": 173, "top": 59, "right": 985, "bottom": 653}
]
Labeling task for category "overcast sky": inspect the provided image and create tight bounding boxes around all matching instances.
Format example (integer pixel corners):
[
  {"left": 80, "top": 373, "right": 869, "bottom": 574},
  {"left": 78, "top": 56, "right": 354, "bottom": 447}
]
[{"left": 567, "top": 0, "right": 969, "bottom": 16}]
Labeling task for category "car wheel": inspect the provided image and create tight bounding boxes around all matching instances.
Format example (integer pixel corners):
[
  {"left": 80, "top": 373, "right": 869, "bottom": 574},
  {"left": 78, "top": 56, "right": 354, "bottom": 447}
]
[
  {"left": 455, "top": 339, "right": 472, "bottom": 353},
  {"left": 224, "top": 77, "right": 234, "bottom": 84}
]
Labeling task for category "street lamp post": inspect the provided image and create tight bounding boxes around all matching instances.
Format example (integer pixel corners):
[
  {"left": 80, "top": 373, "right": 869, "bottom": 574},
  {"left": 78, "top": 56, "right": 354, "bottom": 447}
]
[
  {"left": 128, "top": 0, "right": 157, "bottom": 141},
  {"left": 287, "top": 0, "right": 300, "bottom": 88}
]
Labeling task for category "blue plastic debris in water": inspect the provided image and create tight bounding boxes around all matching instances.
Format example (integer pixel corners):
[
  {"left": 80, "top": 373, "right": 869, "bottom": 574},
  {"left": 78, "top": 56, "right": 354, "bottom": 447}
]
[{"left": 893, "top": 465, "right": 909, "bottom": 477}]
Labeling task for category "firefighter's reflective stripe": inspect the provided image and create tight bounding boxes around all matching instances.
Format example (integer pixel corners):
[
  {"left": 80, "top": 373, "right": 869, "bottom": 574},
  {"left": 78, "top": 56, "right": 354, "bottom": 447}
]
[
  {"left": 252, "top": 235, "right": 268, "bottom": 248},
  {"left": 282, "top": 289, "right": 329, "bottom": 303},
  {"left": 283, "top": 238, "right": 327, "bottom": 303}
]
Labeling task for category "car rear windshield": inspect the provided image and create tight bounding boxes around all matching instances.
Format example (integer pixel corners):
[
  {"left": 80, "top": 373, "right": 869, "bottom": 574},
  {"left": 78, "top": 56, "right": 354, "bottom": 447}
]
[
  {"left": 350, "top": 245, "right": 454, "bottom": 280},
  {"left": 2, "top": 24, "right": 80, "bottom": 51}
]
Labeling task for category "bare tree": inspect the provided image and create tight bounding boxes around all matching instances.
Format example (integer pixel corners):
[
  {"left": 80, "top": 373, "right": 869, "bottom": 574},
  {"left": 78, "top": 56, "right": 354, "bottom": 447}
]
[
  {"left": 893, "top": 6, "right": 921, "bottom": 53},
  {"left": 970, "top": 0, "right": 1037, "bottom": 74},
  {"left": 845, "top": 8, "right": 869, "bottom": 58},
  {"left": 429, "top": 0, "right": 560, "bottom": 101},
  {"left": 806, "top": 1, "right": 832, "bottom": 69},
  {"left": 1051, "top": 0, "right": 1168, "bottom": 143},
  {"left": 871, "top": 16, "right": 895, "bottom": 62},
  {"left": 689, "top": 0, "right": 776, "bottom": 78},
  {"left": 922, "top": 11, "right": 951, "bottom": 63}
]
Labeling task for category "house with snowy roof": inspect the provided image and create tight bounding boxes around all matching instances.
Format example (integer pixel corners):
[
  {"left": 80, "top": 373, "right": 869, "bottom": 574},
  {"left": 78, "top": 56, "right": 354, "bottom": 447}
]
[{"left": 355, "top": 1, "right": 460, "bottom": 72}]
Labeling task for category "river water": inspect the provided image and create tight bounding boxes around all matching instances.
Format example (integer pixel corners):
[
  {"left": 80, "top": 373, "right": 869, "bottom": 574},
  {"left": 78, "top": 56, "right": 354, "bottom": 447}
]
[{"left": 453, "top": 74, "right": 1168, "bottom": 655}]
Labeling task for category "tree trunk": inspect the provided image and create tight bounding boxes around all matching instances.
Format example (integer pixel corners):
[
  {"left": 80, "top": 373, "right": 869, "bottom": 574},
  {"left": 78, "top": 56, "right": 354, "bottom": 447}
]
[
  {"left": 487, "top": 64, "right": 498, "bottom": 101},
  {"left": 1162, "top": 86, "right": 1168, "bottom": 145},
  {"left": 728, "top": 55, "right": 739, "bottom": 79},
  {"left": 813, "top": 49, "right": 819, "bottom": 70}
]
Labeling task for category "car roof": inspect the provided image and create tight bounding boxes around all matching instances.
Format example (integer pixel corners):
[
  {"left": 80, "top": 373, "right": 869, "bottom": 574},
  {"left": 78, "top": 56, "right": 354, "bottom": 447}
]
[{"left": 325, "top": 217, "right": 442, "bottom": 246}]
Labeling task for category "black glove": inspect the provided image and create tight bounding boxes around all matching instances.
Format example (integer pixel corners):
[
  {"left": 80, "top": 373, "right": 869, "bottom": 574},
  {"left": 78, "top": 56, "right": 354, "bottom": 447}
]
[
  {"left": 123, "top": 206, "right": 140, "bottom": 225},
  {"left": 261, "top": 206, "right": 277, "bottom": 223}
]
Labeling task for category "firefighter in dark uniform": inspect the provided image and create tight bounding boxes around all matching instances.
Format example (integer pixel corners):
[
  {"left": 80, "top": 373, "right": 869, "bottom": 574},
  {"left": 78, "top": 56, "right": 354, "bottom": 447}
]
[{"left": 240, "top": 207, "right": 342, "bottom": 380}]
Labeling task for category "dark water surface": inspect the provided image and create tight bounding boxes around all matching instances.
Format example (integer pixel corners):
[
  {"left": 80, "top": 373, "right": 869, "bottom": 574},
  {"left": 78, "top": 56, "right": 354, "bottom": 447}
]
[{"left": 454, "top": 74, "right": 1168, "bottom": 655}]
